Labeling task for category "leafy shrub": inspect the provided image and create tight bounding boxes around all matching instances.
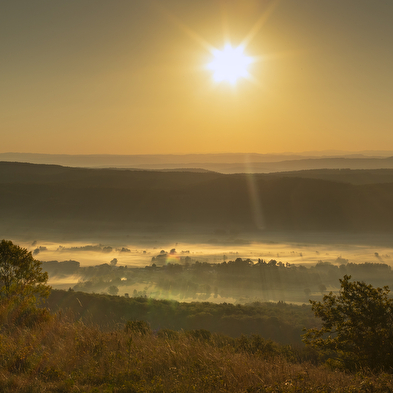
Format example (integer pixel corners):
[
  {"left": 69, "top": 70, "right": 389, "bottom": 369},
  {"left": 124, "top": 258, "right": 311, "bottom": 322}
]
[{"left": 303, "top": 275, "right": 393, "bottom": 371}]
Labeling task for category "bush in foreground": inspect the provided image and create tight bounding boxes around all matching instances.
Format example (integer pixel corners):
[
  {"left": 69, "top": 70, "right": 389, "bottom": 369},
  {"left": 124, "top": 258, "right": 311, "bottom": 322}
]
[
  {"left": 0, "top": 239, "right": 52, "bottom": 328},
  {"left": 304, "top": 275, "right": 393, "bottom": 372}
]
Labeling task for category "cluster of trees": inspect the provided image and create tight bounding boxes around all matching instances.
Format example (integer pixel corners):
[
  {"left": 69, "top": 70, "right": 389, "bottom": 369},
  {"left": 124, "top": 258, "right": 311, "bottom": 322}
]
[
  {"left": 155, "top": 258, "right": 393, "bottom": 302},
  {"left": 43, "top": 256, "right": 393, "bottom": 303},
  {"left": 56, "top": 244, "right": 131, "bottom": 253}
]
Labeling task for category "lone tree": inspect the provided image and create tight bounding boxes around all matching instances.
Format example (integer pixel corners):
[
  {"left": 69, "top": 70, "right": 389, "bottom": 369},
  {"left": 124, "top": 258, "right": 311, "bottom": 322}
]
[
  {"left": 0, "top": 239, "right": 51, "bottom": 302},
  {"left": 108, "top": 285, "right": 119, "bottom": 296},
  {"left": 303, "top": 275, "right": 393, "bottom": 371}
]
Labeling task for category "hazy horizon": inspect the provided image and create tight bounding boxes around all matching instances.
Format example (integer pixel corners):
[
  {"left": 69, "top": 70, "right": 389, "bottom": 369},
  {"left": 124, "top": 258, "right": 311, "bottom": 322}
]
[
  {"left": 3, "top": 151, "right": 393, "bottom": 174},
  {"left": 2, "top": 149, "right": 393, "bottom": 157}
]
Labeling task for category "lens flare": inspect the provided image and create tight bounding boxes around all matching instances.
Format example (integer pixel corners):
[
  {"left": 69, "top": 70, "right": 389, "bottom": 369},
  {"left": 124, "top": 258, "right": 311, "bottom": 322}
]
[{"left": 207, "top": 44, "right": 253, "bottom": 84}]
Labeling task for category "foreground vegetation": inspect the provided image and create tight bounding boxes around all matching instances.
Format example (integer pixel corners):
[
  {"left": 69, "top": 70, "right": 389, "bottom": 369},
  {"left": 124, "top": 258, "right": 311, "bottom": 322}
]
[{"left": 2, "top": 309, "right": 393, "bottom": 393}]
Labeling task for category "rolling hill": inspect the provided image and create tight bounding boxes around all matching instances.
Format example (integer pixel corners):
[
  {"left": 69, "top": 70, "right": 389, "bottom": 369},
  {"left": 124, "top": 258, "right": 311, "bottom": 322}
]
[{"left": 1, "top": 162, "right": 393, "bottom": 236}]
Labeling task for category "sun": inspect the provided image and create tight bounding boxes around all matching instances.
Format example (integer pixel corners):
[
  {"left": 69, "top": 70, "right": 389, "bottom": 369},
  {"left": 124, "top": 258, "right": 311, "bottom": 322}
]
[{"left": 207, "top": 44, "right": 253, "bottom": 85}]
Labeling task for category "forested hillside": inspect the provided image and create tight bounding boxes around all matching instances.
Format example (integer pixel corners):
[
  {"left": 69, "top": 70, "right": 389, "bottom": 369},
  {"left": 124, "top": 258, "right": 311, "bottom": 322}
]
[
  {"left": 45, "top": 290, "right": 314, "bottom": 345},
  {"left": 2, "top": 162, "right": 393, "bottom": 234}
]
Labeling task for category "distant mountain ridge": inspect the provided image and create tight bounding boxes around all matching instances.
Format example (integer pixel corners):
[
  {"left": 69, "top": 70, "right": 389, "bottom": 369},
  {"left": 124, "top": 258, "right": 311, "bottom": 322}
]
[
  {"left": 1, "top": 152, "right": 393, "bottom": 173},
  {"left": 1, "top": 162, "right": 393, "bottom": 236}
]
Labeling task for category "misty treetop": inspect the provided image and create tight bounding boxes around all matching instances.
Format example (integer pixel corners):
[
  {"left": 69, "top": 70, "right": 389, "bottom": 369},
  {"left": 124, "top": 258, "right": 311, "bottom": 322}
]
[{"left": 42, "top": 255, "right": 393, "bottom": 304}]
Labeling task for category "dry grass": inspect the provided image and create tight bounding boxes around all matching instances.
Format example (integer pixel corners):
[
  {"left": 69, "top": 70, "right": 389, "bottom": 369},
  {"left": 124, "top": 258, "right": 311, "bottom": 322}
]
[{"left": 0, "top": 309, "right": 393, "bottom": 392}]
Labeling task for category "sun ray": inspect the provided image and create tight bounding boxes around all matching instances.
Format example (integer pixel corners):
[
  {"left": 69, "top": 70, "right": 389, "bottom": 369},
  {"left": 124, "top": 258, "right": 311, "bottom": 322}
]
[
  {"left": 240, "top": 0, "right": 280, "bottom": 48},
  {"left": 244, "top": 155, "right": 265, "bottom": 230},
  {"left": 219, "top": 0, "right": 231, "bottom": 45},
  {"left": 151, "top": 1, "right": 214, "bottom": 52}
]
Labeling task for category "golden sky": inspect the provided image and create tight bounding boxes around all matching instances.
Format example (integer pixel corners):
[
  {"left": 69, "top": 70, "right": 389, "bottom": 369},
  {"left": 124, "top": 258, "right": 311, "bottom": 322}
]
[{"left": 1, "top": 0, "right": 393, "bottom": 155}]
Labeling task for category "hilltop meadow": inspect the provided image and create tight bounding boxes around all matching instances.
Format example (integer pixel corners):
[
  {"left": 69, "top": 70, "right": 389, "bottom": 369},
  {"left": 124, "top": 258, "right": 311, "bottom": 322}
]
[{"left": 1, "top": 284, "right": 393, "bottom": 392}]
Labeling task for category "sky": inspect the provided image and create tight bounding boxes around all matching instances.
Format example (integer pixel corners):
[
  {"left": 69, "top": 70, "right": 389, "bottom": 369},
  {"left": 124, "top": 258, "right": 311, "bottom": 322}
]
[{"left": 1, "top": 0, "right": 393, "bottom": 155}]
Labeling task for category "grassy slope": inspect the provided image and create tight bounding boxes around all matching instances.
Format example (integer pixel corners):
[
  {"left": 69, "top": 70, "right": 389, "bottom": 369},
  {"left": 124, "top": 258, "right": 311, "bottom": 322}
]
[{"left": 1, "top": 306, "right": 392, "bottom": 393}]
